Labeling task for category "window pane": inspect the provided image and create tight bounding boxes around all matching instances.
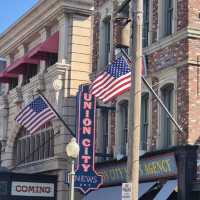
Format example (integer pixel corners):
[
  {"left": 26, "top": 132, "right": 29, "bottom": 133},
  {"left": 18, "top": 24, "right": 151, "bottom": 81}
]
[
  {"left": 101, "top": 109, "right": 109, "bottom": 161},
  {"left": 40, "top": 133, "right": 45, "bottom": 160},
  {"left": 141, "top": 94, "right": 149, "bottom": 150},
  {"left": 120, "top": 101, "right": 128, "bottom": 155},
  {"left": 21, "top": 139, "right": 25, "bottom": 164},
  {"left": 16, "top": 141, "right": 21, "bottom": 165},
  {"left": 103, "top": 18, "right": 111, "bottom": 65},
  {"left": 25, "top": 137, "right": 30, "bottom": 163},
  {"left": 30, "top": 136, "right": 35, "bottom": 162},
  {"left": 45, "top": 130, "right": 50, "bottom": 158},
  {"left": 34, "top": 134, "right": 40, "bottom": 161},
  {"left": 164, "top": 0, "right": 173, "bottom": 36},
  {"left": 143, "top": 0, "right": 149, "bottom": 47},
  {"left": 14, "top": 124, "right": 54, "bottom": 164},
  {"left": 49, "top": 129, "right": 54, "bottom": 157},
  {"left": 161, "top": 84, "right": 173, "bottom": 148}
]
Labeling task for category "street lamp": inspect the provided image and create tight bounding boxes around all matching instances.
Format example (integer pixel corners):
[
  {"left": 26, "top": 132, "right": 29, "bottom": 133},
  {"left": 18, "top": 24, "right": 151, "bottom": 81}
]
[{"left": 66, "top": 138, "right": 80, "bottom": 200}]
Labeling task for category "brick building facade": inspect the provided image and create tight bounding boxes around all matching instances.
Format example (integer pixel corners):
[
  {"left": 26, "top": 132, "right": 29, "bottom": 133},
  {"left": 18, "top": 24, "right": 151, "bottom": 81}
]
[{"left": 88, "top": 0, "right": 200, "bottom": 199}]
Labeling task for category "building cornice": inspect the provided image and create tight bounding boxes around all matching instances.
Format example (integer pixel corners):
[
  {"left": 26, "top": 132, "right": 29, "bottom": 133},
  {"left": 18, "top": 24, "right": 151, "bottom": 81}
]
[
  {"left": 0, "top": 0, "right": 93, "bottom": 56},
  {"left": 144, "top": 27, "right": 200, "bottom": 55}
]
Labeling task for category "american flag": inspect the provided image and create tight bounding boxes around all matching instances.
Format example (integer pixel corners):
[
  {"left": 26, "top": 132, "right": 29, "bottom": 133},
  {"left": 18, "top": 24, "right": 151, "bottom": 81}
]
[
  {"left": 90, "top": 56, "right": 131, "bottom": 102},
  {"left": 15, "top": 96, "right": 57, "bottom": 134}
]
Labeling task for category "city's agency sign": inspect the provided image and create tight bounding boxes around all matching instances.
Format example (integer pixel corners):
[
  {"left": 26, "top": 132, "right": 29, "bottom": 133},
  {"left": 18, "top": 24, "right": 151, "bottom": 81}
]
[
  {"left": 75, "top": 84, "right": 103, "bottom": 193},
  {"left": 140, "top": 153, "right": 177, "bottom": 181},
  {"left": 97, "top": 153, "right": 177, "bottom": 186}
]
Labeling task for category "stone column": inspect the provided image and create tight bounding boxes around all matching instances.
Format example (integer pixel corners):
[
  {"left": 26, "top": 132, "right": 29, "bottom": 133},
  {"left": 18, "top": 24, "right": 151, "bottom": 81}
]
[
  {"left": 39, "top": 27, "right": 49, "bottom": 72},
  {"left": 5, "top": 54, "right": 11, "bottom": 66},
  {"left": 57, "top": 13, "right": 70, "bottom": 64},
  {"left": 17, "top": 45, "right": 26, "bottom": 87}
]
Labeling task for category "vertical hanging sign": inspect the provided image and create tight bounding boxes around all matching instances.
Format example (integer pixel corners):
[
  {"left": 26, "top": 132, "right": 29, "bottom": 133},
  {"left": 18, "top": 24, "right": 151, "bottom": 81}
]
[{"left": 75, "top": 84, "right": 103, "bottom": 194}]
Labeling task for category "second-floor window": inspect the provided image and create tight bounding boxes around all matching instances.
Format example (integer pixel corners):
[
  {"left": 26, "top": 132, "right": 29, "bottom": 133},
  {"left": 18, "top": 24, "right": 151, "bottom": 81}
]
[
  {"left": 143, "top": 0, "right": 149, "bottom": 47},
  {"left": 141, "top": 93, "right": 149, "bottom": 151},
  {"left": 102, "top": 109, "right": 109, "bottom": 160},
  {"left": 161, "top": 84, "right": 174, "bottom": 148},
  {"left": 14, "top": 122, "right": 54, "bottom": 166},
  {"left": 103, "top": 17, "right": 111, "bottom": 66},
  {"left": 119, "top": 100, "right": 128, "bottom": 155},
  {"left": 164, "top": 0, "right": 173, "bottom": 36}
]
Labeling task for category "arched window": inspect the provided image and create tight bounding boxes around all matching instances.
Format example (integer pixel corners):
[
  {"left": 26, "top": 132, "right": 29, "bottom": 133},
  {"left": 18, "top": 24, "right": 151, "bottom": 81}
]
[
  {"left": 160, "top": 84, "right": 174, "bottom": 148},
  {"left": 118, "top": 100, "right": 128, "bottom": 155},
  {"left": 14, "top": 122, "right": 54, "bottom": 165}
]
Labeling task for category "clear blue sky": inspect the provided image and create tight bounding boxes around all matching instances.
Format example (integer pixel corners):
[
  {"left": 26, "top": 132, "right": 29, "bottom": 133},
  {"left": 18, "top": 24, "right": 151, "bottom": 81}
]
[{"left": 0, "top": 0, "right": 38, "bottom": 34}]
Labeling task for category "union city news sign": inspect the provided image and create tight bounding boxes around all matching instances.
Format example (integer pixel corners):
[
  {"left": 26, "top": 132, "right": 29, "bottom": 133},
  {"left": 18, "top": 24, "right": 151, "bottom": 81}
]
[{"left": 75, "top": 84, "right": 103, "bottom": 193}]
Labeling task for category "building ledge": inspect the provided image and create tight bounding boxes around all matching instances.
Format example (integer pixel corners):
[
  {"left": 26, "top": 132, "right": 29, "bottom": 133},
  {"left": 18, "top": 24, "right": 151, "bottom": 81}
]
[{"left": 12, "top": 156, "right": 69, "bottom": 174}]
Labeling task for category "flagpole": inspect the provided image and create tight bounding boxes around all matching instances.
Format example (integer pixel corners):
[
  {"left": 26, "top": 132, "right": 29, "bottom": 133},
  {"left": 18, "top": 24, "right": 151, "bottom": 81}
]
[
  {"left": 120, "top": 48, "right": 184, "bottom": 134},
  {"left": 129, "top": 0, "right": 143, "bottom": 199},
  {"left": 38, "top": 92, "right": 76, "bottom": 137}
]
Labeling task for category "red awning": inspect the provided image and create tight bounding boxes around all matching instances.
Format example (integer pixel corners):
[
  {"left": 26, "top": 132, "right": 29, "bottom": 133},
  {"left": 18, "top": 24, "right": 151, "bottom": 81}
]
[
  {"left": 28, "top": 32, "right": 59, "bottom": 60},
  {"left": 6, "top": 56, "right": 39, "bottom": 74},
  {"left": 0, "top": 71, "right": 18, "bottom": 83}
]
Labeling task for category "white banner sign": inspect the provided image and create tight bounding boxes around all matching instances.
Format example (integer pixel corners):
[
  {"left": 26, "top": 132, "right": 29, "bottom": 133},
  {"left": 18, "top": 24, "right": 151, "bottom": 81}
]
[
  {"left": 11, "top": 181, "right": 54, "bottom": 197},
  {"left": 122, "top": 183, "right": 132, "bottom": 200}
]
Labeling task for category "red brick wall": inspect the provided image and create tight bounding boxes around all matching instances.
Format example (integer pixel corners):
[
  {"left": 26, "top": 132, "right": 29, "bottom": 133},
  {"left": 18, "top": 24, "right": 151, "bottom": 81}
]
[
  {"left": 189, "top": 38, "right": 200, "bottom": 62},
  {"left": 177, "top": 0, "right": 189, "bottom": 31},
  {"left": 177, "top": 65, "right": 189, "bottom": 144},
  {"left": 188, "top": 0, "right": 200, "bottom": 29},
  {"left": 187, "top": 65, "right": 200, "bottom": 143},
  {"left": 148, "top": 38, "right": 188, "bottom": 74}
]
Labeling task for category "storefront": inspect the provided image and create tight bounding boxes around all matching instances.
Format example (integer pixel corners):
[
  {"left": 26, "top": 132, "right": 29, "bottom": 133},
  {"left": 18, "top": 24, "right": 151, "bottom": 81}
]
[
  {"left": 0, "top": 171, "right": 57, "bottom": 200},
  {"left": 83, "top": 145, "right": 198, "bottom": 200}
]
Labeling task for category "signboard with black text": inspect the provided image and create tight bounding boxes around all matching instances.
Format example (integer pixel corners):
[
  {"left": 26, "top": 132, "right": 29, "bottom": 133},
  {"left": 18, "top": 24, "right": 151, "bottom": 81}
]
[
  {"left": 75, "top": 84, "right": 103, "bottom": 193},
  {"left": 0, "top": 172, "right": 57, "bottom": 200}
]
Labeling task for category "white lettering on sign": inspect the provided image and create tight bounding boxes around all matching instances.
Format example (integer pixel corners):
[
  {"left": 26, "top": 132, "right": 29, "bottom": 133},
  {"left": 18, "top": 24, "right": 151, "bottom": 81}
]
[{"left": 11, "top": 182, "right": 54, "bottom": 197}]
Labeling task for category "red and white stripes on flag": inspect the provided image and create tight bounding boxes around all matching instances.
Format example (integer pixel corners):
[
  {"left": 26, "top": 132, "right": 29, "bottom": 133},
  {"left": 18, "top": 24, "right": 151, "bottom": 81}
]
[
  {"left": 15, "top": 95, "right": 57, "bottom": 134},
  {"left": 90, "top": 55, "right": 147, "bottom": 103}
]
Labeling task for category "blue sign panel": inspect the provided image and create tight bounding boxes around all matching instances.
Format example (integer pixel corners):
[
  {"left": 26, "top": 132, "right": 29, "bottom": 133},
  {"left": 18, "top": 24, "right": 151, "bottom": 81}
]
[{"left": 75, "top": 84, "right": 103, "bottom": 194}]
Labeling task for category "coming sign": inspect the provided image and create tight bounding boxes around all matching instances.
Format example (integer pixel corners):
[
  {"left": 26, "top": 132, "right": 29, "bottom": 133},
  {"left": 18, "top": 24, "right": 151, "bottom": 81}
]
[{"left": 11, "top": 182, "right": 54, "bottom": 197}]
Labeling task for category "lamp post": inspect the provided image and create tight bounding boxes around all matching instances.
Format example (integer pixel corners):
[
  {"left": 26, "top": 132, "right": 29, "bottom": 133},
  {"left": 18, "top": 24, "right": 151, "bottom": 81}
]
[{"left": 66, "top": 138, "right": 80, "bottom": 200}]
